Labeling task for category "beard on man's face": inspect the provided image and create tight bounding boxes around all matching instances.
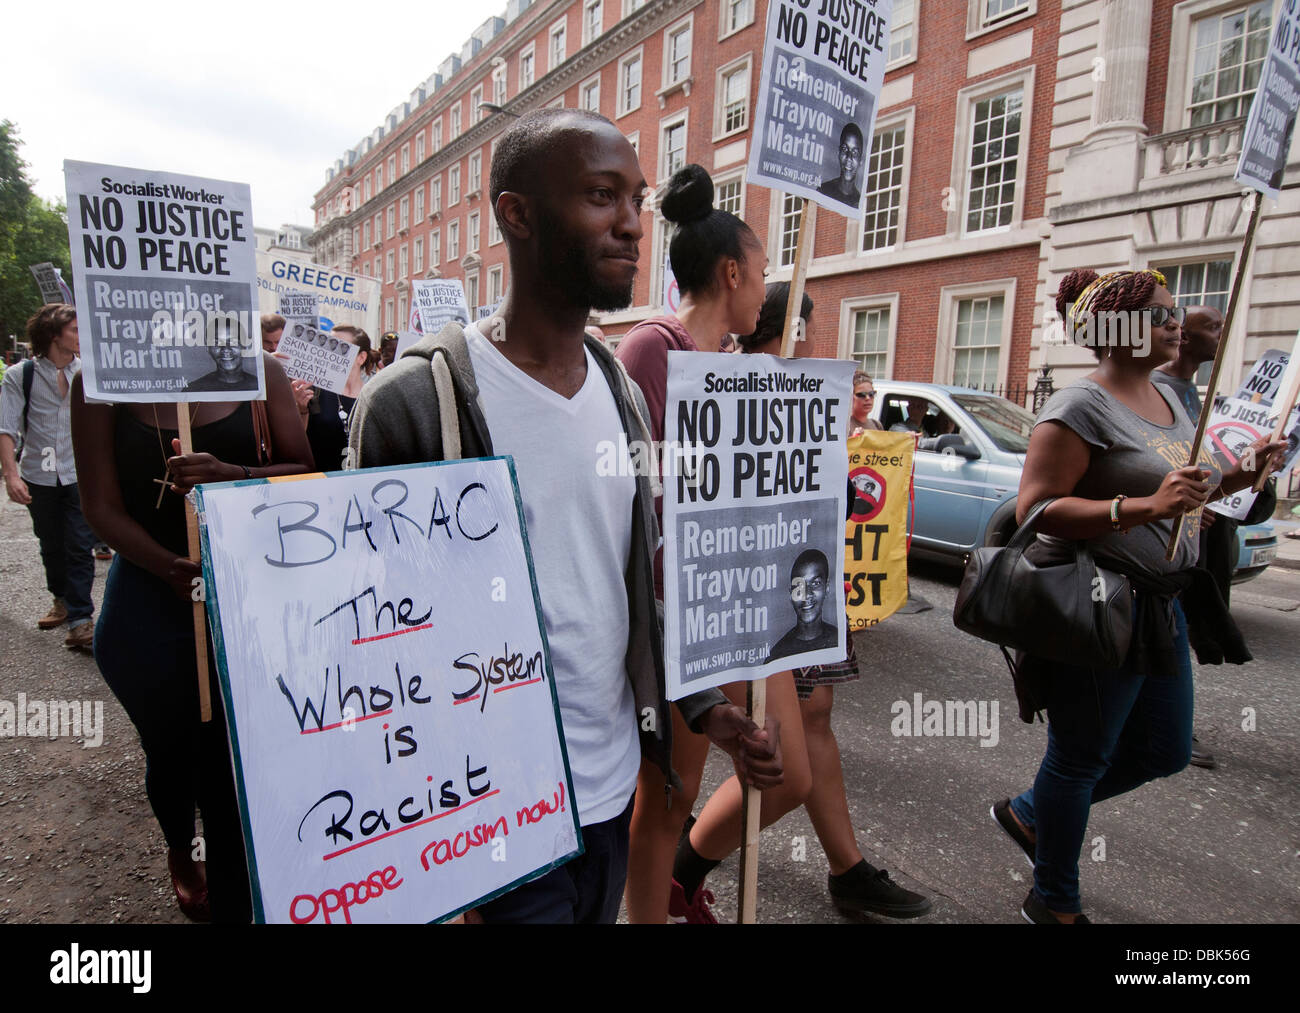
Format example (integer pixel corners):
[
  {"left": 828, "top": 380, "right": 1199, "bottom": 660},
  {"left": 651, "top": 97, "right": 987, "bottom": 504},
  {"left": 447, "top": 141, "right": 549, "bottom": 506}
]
[{"left": 534, "top": 204, "right": 637, "bottom": 312}]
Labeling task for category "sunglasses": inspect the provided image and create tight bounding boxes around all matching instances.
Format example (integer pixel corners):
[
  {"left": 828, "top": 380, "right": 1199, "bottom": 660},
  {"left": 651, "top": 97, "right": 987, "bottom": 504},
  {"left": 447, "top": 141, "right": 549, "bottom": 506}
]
[
  {"left": 854, "top": 390, "right": 875, "bottom": 399},
  {"left": 1142, "top": 305, "right": 1186, "bottom": 328}
]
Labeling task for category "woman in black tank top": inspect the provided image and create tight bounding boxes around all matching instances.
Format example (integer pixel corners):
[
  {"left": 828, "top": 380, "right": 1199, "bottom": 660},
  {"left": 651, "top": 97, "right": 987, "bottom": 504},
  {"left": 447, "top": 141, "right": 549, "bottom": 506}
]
[{"left": 71, "top": 354, "right": 314, "bottom": 922}]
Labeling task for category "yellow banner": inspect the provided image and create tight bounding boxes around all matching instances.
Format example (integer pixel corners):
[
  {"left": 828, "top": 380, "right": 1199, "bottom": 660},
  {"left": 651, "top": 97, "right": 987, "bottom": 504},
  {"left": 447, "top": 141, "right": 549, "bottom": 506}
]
[{"left": 845, "top": 431, "right": 914, "bottom": 631}]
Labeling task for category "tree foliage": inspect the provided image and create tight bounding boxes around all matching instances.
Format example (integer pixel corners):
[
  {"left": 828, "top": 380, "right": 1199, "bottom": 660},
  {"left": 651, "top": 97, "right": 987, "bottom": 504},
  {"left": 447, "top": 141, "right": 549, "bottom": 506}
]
[{"left": 1, "top": 120, "right": 73, "bottom": 350}]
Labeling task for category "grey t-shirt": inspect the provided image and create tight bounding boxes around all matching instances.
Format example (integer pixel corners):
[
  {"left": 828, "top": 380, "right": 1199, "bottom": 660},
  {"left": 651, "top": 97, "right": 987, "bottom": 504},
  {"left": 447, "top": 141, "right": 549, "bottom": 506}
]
[
  {"left": 1150, "top": 369, "right": 1201, "bottom": 422},
  {"left": 1034, "top": 378, "right": 1220, "bottom": 574}
]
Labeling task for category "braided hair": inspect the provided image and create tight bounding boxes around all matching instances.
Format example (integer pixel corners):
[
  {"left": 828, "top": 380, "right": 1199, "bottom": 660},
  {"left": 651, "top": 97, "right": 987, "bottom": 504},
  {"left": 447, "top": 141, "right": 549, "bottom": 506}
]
[{"left": 1056, "top": 268, "right": 1167, "bottom": 358}]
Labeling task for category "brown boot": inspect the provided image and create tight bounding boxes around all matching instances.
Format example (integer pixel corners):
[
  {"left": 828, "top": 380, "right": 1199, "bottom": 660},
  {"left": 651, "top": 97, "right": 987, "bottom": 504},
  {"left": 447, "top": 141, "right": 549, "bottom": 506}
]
[
  {"left": 38, "top": 599, "right": 68, "bottom": 629},
  {"left": 64, "top": 621, "right": 94, "bottom": 651}
]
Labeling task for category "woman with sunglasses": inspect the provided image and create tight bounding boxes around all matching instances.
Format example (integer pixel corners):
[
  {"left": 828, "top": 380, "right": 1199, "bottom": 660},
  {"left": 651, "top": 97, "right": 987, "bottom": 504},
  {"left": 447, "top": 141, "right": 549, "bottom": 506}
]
[
  {"left": 991, "top": 268, "right": 1285, "bottom": 923},
  {"left": 849, "top": 371, "right": 882, "bottom": 437}
]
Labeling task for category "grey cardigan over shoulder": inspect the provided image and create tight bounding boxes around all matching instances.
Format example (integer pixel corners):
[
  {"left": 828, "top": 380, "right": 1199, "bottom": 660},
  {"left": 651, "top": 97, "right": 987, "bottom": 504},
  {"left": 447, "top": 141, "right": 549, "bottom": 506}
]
[{"left": 347, "top": 322, "right": 725, "bottom": 796}]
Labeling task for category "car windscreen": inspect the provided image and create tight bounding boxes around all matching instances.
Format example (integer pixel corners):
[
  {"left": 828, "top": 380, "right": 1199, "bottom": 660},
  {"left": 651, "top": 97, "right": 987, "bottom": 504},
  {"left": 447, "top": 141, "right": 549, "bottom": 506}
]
[{"left": 951, "top": 395, "right": 1035, "bottom": 453}]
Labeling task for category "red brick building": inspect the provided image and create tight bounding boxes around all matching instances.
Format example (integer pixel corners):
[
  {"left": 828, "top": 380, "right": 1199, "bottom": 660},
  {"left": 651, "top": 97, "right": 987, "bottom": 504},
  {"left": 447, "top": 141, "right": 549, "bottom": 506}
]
[{"left": 311, "top": 1, "right": 1299, "bottom": 407}]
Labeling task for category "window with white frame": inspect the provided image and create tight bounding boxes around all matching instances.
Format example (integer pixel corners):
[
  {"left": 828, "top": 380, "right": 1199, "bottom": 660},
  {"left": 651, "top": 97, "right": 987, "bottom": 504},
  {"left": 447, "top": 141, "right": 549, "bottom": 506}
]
[
  {"left": 720, "top": 0, "right": 754, "bottom": 39},
  {"left": 520, "top": 44, "right": 535, "bottom": 90},
  {"left": 583, "top": 0, "right": 603, "bottom": 45},
  {"left": 376, "top": 166, "right": 383, "bottom": 191},
  {"left": 372, "top": 257, "right": 380, "bottom": 277},
  {"left": 385, "top": 250, "right": 395, "bottom": 283},
  {"left": 414, "top": 186, "right": 424, "bottom": 222},
  {"left": 624, "top": 0, "right": 647, "bottom": 14},
  {"left": 352, "top": 226, "right": 359, "bottom": 254},
  {"left": 848, "top": 305, "right": 892, "bottom": 376},
  {"left": 952, "top": 295, "right": 1004, "bottom": 389},
  {"left": 581, "top": 74, "right": 601, "bottom": 112},
  {"left": 450, "top": 165, "right": 461, "bottom": 205},
  {"left": 414, "top": 237, "right": 424, "bottom": 275},
  {"left": 364, "top": 176, "right": 372, "bottom": 202},
  {"left": 448, "top": 220, "right": 460, "bottom": 260},
  {"left": 493, "top": 65, "right": 507, "bottom": 106},
  {"left": 652, "top": 216, "right": 675, "bottom": 309},
  {"left": 471, "top": 85, "right": 484, "bottom": 124},
  {"left": 715, "top": 173, "right": 744, "bottom": 216},
  {"left": 550, "top": 19, "right": 567, "bottom": 71},
  {"left": 864, "top": 120, "right": 907, "bottom": 251},
  {"left": 779, "top": 193, "right": 802, "bottom": 268},
  {"left": 399, "top": 244, "right": 408, "bottom": 279},
  {"left": 890, "top": 0, "right": 916, "bottom": 64},
  {"left": 373, "top": 213, "right": 382, "bottom": 243},
  {"left": 715, "top": 56, "right": 750, "bottom": 137},
  {"left": 618, "top": 50, "right": 643, "bottom": 116},
  {"left": 1188, "top": 2, "right": 1272, "bottom": 127},
  {"left": 661, "top": 115, "right": 688, "bottom": 179},
  {"left": 388, "top": 155, "right": 396, "bottom": 182},
  {"left": 469, "top": 152, "right": 482, "bottom": 194},
  {"left": 386, "top": 205, "right": 395, "bottom": 238},
  {"left": 363, "top": 221, "right": 371, "bottom": 248},
  {"left": 451, "top": 104, "right": 462, "bottom": 139},
  {"left": 433, "top": 121, "right": 443, "bottom": 151},
  {"left": 964, "top": 86, "right": 1024, "bottom": 234},
  {"left": 665, "top": 18, "right": 692, "bottom": 86},
  {"left": 488, "top": 264, "right": 504, "bottom": 305},
  {"left": 400, "top": 196, "right": 409, "bottom": 232},
  {"left": 385, "top": 299, "right": 394, "bottom": 333},
  {"left": 1156, "top": 257, "right": 1233, "bottom": 382},
  {"left": 469, "top": 211, "right": 480, "bottom": 253},
  {"left": 431, "top": 228, "right": 441, "bottom": 266},
  {"left": 626, "top": 131, "right": 639, "bottom": 155},
  {"left": 489, "top": 210, "right": 502, "bottom": 246},
  {"left": 970, "top": 0, "right": 1034, "bottom": 34},
  {"left": 467, "top": 271, "right": 480, "bottom": 313},
  {"left": 401, "top": 146, "right": 410, "bottom": 174},
  {"left": 431, "top": 177, "right": 442, "bottom": 215},
  {"left": 416, "top": 133, "right": 425, "bottom": 164},
  {"left": 399, "top": 293, "right": 408, "bottom": 329}
]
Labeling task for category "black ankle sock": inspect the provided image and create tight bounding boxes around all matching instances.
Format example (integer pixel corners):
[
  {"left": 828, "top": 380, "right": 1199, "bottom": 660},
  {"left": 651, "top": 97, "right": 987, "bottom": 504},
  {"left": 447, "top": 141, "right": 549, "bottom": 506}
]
[
  {"left": 829, "top": 860, "right": 875, "bottom": 884},
  {"left": 673, "top": 833, "right": 721, "bottom": 902}
]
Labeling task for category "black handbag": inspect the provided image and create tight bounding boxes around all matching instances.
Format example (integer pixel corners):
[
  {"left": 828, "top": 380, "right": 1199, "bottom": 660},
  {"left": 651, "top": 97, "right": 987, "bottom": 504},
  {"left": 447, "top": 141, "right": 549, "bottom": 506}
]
[{"left": 953, "top": 499, "right": 1133, "bottom": 670}]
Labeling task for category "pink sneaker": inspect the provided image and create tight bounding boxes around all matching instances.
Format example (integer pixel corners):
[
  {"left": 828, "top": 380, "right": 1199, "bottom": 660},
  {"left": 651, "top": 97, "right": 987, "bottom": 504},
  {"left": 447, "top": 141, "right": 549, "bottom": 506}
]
[{"left": 668, "top": 877, "right": 718, "bottom": 924}]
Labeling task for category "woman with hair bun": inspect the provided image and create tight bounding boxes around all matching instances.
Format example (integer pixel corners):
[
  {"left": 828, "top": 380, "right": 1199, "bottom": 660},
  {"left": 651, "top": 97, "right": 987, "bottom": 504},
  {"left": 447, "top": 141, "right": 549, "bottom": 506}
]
[
  {"left": 618, "top": 164, "right": 811, "bottom": 924},
  {"left": 990, "top": 268, "right": 1285, "bottom": 923}
]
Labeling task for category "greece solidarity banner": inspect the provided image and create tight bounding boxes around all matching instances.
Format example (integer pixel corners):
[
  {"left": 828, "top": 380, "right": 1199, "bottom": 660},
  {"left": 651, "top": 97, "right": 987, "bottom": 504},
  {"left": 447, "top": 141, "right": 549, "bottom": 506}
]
[
  {"left": 64, "top": 161, "right": 264, "bottom": 403},
  {"left": 746, "top": 0, "right": 894, "bottom": 220},
  {"left": 257, "top": 251, "right": 381, "bottom": 338},
  {"left": 663, "top": 353, "right": 854, "bottom": 699},
  {"left": 196, "top": 458, "right": 581, "bottom": 923}
]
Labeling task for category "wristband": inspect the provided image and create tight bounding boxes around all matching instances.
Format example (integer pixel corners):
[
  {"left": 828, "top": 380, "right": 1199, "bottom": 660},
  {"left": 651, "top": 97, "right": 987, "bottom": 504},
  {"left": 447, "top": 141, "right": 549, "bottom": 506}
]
[
  {"left": 1109, "top": 494, "right": 1128, "bottom": 532},
  {"left": 241, "top": 465, "right": 252, "bottom": 479}
]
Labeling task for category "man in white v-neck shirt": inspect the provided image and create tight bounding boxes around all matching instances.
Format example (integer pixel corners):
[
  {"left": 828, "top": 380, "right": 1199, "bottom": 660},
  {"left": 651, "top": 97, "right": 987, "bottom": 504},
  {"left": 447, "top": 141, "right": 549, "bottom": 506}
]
[{"left": 349, "top": 109, "right": 783, "bottom": 923}]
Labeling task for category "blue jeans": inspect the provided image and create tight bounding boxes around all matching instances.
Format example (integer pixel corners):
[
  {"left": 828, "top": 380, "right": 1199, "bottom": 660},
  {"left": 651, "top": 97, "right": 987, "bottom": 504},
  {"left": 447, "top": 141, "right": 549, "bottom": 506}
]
[
  {"left": 26, "top": 480, "right": 96, "bottom": 624},
  {"left": 1010, "top": 599, "right": 1193, "bottom": 913}
]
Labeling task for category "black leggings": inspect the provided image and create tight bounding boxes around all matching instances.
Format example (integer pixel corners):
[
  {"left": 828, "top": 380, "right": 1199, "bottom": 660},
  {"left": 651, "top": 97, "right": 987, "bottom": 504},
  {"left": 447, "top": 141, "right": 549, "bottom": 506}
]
[{"left": 94, "top": 556, "right": 252, "bottom": 922}]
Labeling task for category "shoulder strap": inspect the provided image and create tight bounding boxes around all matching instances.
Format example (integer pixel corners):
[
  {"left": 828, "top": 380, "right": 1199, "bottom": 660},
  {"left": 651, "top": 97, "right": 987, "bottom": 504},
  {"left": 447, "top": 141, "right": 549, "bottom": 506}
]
[{"left": 21, "top": 359, "right": 35, "bottom": 435}]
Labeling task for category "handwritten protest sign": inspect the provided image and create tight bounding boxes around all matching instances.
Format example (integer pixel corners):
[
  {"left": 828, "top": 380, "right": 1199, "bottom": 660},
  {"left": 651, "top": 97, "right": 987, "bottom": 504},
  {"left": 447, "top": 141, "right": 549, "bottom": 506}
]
[
  {"left": 845, "top": 430, "right": 912, "bottom": 630},
  {"left": 663, "top": 353, "right": 853, "bottom": 699},
  {"left": 746, "top": 0, "right": 894, "bottom": 220},
  {"left": 276, "top": 326, "right": 360, "bottom": 395},
  {"left": 257, "top": 251, "right": 381, "bottom": 337},
  {"left": 196, "top": 458, "right": 581, "bottom": 924},
  {"left": 1235, "top": 0, "right": 1300, "bottom": 200},
  {"left": 411, "top": 279, "right": 470, "bottom": 336},
  {"left": 63, "top": 161, "right": 263, "bottom": 402}
]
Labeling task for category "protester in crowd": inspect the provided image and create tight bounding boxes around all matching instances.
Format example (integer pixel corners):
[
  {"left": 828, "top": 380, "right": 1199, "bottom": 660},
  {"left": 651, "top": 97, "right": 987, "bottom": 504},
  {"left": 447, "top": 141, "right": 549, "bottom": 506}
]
[
  {"left": 730, "top": 284, "right": 931, "bottom": 918},
  {"left": 299, "top": 325, "right": 371, "bottom": 471},
  {"left": 0, "top": 305, "right": 97, "bottom": 648},
  {"left": 261, "top": 313, "right": 285, "bottom": 354},
  {"left": 616, "top": 164, "right": 808, "bottom": 925},
  {"left": 850, "top": 371, "right": 882, "bottom": 437},
  {"left": 1152, "top": 304, "right": 1277, "bottom": 770},
  {"left": 70, "top": 351, "right": 313, "bottom": 922},
  {"left": 992, "top": 268, "right": 1285, "bottom": 924},
  {"left": 348, "top": 109, "right": 781, "bottom": 923},
  {"left": 378, "top": 332, "right": 399, "bottom": 369}
]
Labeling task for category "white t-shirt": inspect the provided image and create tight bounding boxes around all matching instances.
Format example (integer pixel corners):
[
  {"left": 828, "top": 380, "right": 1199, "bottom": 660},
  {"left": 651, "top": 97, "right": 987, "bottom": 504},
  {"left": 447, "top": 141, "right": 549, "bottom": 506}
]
[{"left": 465, "top": 324, "right": 640, "bottom": 826}]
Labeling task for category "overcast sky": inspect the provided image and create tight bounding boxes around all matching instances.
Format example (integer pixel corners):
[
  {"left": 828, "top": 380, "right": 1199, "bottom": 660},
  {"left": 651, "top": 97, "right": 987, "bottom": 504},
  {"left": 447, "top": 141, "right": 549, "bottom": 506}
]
[{"left": 4, "top": 1, "right": 495, "bottom": 231}]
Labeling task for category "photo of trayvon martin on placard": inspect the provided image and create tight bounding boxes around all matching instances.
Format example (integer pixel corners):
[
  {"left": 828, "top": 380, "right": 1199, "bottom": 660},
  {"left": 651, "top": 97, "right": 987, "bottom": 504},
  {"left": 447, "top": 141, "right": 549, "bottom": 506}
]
[
  {"left": 63, "top": 161, "right": 263, "bottom": 403},
  {"left": 746, "top": 0, "right": 894, "bottom": 220},
  {"left": 663, "top": 352, "right": 855, "bottom": 700}
]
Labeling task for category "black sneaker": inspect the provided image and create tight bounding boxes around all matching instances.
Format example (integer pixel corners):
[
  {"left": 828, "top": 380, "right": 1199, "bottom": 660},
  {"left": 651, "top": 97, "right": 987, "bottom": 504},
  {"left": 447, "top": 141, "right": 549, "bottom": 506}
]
[
  {"left": 991, "top": 798, "right": 1036, "bottom": 868},
  {"left": 1021, "top": 889, "right": 1090, "bottom": 924},
  {"left": 829, "top": 861, "right": 932, "bottom": 919}
]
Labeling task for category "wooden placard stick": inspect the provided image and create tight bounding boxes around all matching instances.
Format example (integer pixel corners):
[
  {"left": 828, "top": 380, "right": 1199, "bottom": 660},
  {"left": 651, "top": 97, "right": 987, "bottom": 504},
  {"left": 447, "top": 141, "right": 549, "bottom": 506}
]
[
  {"left": 175, "top": 403, "right": 213, "bottom": 722},
  {"left": 1166, "top": 192, "right": 1264, "bottom": 561}
]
